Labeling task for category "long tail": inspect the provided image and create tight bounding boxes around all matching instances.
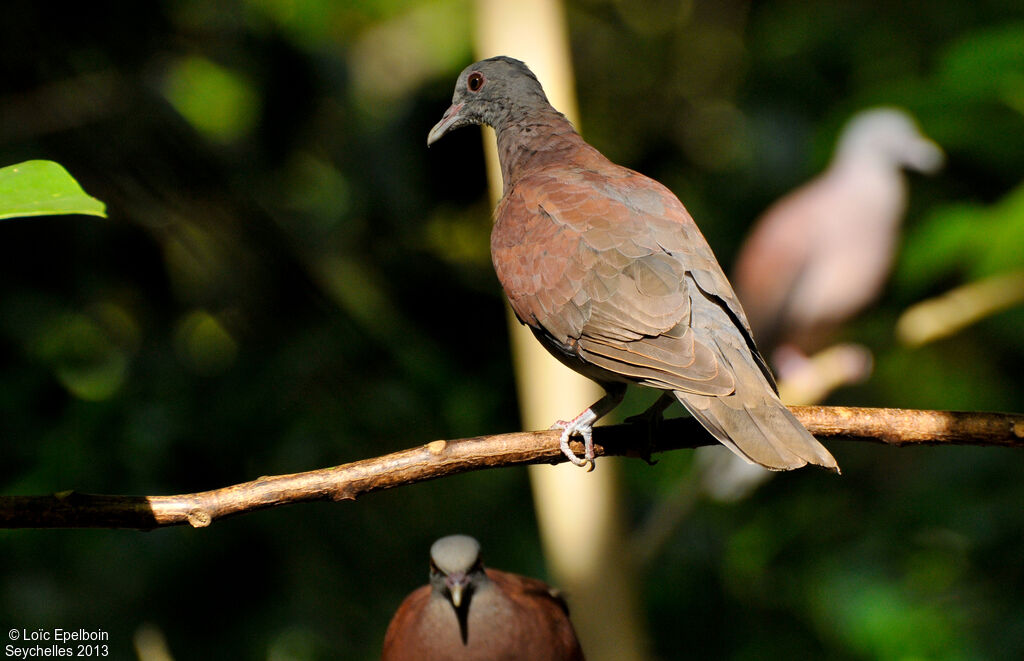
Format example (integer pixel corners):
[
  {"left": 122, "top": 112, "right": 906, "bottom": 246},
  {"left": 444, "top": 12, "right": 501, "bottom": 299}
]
[
  {"left": 677, "top": 273, "right": 839, "bottom": 472},
  {"left": 678, "top": 389, "right": 838, "bottom": 472},
  {"left": 675, "top": 340, "right": 839, "bottom": 473}
]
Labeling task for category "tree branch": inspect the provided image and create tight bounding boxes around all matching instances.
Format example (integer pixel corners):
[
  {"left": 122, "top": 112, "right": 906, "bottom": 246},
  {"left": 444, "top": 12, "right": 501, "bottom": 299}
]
[{"left": 3, "top": 406, "right": 1022, "bottom": 530}]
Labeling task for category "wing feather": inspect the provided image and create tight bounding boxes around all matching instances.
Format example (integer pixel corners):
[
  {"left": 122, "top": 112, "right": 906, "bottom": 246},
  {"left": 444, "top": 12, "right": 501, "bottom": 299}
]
[{"left": 493, "top": 165, "right": 762, "bottom": 396}]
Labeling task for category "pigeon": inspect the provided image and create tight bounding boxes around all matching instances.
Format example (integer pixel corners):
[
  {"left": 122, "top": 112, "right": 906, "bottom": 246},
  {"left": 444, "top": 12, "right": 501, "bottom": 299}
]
[
  {"left": 381, "top": 535, "right": 585, "bottom": 661},
  {"left": 734, "top": 108, "right": 943, "bottom": 358},
  {"left": 428, "top": 56, "right": 837, "bottom": 473}
]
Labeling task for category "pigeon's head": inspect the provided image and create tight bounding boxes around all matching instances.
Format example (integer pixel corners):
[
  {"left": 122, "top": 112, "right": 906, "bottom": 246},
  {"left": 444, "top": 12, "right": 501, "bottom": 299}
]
[
  {"left": 428, "top": 534, "right": 486, "bottom": 610},
  {"left": 836, "top": 107, "right": 944, "bottom": 174},
  {"left": 428, "top": 56, "right": 550, "bottom": 145}
]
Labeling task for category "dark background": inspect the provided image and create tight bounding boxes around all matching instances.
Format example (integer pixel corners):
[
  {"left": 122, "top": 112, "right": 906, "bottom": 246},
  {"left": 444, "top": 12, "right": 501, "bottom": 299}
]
[{"left": 2, "top": 1, "right": 1023, "bottom": 659}]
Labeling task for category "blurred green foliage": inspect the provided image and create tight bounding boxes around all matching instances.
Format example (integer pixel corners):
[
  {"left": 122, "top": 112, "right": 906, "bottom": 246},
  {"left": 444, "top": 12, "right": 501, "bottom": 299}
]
[
  {"left": 1, "top": 1, "right": 1023, "bottom": 660},
  {"left": 162, "top": 56, "right": 260, "bottom": 143}
]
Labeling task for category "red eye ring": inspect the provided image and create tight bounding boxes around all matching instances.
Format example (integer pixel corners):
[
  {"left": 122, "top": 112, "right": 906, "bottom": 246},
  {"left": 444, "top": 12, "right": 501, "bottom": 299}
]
[{"left": 467, "top": 72, "right": 485, "bottom": 92}]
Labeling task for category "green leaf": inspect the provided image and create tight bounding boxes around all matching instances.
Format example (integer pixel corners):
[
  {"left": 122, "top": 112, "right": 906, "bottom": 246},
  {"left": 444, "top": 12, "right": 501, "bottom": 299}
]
[{"left": 0, "top": 160, "right": 106, "bottom": 221}]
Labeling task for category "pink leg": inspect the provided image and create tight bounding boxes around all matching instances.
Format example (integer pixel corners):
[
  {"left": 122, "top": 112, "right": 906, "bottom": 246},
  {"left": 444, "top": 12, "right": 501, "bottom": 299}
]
[{"left": 551, "top": 387, "right": 626, "bottom": 469}]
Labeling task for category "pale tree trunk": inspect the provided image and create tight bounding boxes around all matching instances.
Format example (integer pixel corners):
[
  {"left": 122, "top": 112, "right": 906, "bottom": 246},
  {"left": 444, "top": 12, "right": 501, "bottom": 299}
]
[{"left": 473, "top": 2, "right": 652, "bottom": 660}]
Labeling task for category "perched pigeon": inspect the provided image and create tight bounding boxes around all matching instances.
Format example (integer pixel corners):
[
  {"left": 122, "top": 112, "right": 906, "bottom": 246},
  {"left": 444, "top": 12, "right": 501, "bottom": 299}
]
[
  {"left": 381, "top": 535, "right": 585, "bottom": 661},
  {"left": 428, "top": 56, "right": 837, "bottom": 473},
  {"left": 734, "top": 108, "right": 943, "bottom": 359}
]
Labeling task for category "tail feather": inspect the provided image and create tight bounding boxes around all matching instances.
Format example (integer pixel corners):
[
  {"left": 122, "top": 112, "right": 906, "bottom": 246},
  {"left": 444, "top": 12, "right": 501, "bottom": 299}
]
[
  {"left": 680, "top": 285, "right": 840, "bottom": 472},
  {"left": 678, "top": 389, "right": 838, "bottom": 472}
]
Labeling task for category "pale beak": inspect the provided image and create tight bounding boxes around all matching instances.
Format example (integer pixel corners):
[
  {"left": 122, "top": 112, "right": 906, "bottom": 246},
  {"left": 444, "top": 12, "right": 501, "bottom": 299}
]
[
  {"left": 449, "top": 582, "right": 464, "bottom": 608},
  {"left": 427, "top": 102, "right": 464, "bottom": 146},
  {"left": 907, "top": 137, "right": 945, "bottom": 174},
  {"left": 447, "top": 572, "right": 470, "bottom": 608}
]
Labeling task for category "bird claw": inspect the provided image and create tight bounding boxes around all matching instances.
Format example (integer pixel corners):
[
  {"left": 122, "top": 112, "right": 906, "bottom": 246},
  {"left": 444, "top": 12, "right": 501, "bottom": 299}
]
[
  {"left": 623, "top": 392, "right": 674, "bottom": 464},
  {"left": 624, "top": 391, "right": 674, "bottom": 427},
  {"left": 623, "top": 410, "right": 659, "bottom": 426},
  {"left": 551, "top": 411, "right": 598, "bottom": 470},
  {"left": 548, "top": 389, "right": 624, "bottom": 470}
]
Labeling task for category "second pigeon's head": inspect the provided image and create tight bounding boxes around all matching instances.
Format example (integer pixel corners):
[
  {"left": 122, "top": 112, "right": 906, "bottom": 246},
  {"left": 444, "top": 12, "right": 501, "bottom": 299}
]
[
  {"left": 428, "top": 56, "right": 550, "bottom": 145},
  {"left": 429, "top": 535, "right": 487, "bottom": 610},
  {"left": 835, "top": 107, "right": 944, "bottom": 174}
]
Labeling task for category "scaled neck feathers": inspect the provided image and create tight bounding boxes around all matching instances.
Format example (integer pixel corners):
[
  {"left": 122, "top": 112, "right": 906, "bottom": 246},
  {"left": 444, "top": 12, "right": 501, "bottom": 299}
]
[{"left": 494, "top": 107, "right": 602, "bottom": 196}]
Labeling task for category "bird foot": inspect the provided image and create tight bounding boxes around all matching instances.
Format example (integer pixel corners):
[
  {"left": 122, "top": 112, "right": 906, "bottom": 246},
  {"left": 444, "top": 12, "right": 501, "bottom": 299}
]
[
  {"left": 624, "top": 392, "right": 675, "bottom": 464},
  {"left": 623, "top": 408, "right": 664, "bottom": 427},
  {"left": 549, "top": 388, "right": 626, "bottom": 471},
  {"left": 624, "top": 391, "right": 675, "bottom": 426},
  {"left": 551, "top": 408, "right": 599, "bottom": 471}
]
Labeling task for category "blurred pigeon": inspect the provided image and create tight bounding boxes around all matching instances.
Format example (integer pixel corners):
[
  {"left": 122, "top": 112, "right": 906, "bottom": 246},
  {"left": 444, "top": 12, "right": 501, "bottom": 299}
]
[
  {"left": 733, "top": 108, "right": 943, "bottom": 364},
  {"left": 428, "top": 56, "right": 837, "bottom": 472},
  {"left": 381, "top": 535, "right": 585, "bottom": 661}
]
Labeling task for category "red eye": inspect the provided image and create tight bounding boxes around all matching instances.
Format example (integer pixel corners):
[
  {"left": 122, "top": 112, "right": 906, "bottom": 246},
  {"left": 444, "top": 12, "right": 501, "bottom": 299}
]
[{"left": 467, "top": 72, "right": 484, "bottom": 92}]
